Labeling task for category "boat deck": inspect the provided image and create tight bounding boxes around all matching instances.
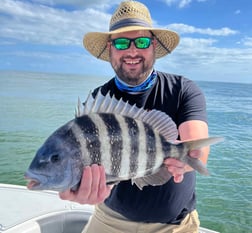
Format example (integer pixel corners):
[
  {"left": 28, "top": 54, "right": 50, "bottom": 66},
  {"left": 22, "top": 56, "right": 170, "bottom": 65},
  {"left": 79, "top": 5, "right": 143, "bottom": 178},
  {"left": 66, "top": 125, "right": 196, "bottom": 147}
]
[{"left": 0, "top": 184, "right": 219, "bottom": 233}]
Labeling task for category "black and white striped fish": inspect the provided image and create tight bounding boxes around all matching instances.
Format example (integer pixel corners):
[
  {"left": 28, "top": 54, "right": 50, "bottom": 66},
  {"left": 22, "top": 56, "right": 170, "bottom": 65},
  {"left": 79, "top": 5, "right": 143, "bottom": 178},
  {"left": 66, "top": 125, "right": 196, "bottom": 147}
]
[{"left": 25, "top": 90, "right": 223, "bottom": 192}]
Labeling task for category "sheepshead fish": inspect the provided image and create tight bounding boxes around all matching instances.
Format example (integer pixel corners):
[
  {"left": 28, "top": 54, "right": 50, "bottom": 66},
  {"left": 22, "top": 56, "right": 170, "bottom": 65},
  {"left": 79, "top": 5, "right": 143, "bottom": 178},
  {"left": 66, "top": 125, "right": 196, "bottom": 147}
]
[{"left": 25, "top": 90, "right": 223, "bottom": 191}]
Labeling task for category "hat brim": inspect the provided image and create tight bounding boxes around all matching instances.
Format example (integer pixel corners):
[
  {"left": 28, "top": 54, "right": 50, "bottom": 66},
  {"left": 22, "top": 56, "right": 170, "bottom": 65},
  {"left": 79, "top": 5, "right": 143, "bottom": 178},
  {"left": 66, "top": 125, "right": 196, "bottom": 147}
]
[{"left": 83, "top": 26, "right": 180, "bottom": 61}]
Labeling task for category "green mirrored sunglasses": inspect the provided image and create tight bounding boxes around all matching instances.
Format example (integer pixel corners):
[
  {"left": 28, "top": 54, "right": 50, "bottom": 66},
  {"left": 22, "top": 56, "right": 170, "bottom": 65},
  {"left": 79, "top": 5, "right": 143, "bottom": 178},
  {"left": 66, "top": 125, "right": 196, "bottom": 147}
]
[{"left": 111, "top": 37, "right": 153, "bottom": 50}]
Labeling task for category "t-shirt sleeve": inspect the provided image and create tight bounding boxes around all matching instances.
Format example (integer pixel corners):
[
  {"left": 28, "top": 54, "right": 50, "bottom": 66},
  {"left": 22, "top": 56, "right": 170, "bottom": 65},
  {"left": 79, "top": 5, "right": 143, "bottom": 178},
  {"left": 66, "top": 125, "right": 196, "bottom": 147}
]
[{"left": 177, "top": 78, "right": 207, "bottom": 126}]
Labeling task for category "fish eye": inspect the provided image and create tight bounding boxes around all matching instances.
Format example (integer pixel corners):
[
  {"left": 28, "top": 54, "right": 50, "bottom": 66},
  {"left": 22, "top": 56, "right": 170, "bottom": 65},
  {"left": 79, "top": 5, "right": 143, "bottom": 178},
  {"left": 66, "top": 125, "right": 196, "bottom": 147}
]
[{"left": 50, "top": 154, "right": 60, "bottom": 163}]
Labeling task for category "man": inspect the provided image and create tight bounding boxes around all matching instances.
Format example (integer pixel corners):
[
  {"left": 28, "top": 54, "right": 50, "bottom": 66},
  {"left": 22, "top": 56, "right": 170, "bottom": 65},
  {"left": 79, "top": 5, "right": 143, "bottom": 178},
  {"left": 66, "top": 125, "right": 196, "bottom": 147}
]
[{"left": 60, "top": 1, "right": 209, "bottom": 232}]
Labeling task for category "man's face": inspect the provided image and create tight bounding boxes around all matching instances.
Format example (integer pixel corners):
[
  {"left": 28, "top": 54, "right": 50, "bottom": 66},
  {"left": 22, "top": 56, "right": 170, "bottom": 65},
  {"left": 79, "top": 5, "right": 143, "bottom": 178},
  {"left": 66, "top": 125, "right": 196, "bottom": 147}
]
[{"left": 108, "top": 30, "right": 157, "bottom": 86}]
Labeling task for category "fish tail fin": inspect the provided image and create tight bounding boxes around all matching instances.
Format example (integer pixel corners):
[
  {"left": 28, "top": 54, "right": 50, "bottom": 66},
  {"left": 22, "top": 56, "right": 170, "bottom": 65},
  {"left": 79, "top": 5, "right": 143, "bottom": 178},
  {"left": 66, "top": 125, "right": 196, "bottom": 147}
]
[
  {"left": 183, "top": 137, "right": 224, "bottom": 151},
  {"left": 186, "top": 156, "right": 209, "bottom": 175},
  {"left": 182, "top": 137, "right": 224, "bottom": 175}
]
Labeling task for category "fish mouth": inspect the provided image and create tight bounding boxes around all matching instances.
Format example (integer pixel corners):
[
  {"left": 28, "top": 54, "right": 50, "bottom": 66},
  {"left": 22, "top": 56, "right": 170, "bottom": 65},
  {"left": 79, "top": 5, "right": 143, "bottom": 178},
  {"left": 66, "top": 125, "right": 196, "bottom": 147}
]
[
  {"left": 26, "top": 178, "right": 41, "bottom": 190},
  {"left": 24, "top": 170, "right": 46, "bottom": 190}
]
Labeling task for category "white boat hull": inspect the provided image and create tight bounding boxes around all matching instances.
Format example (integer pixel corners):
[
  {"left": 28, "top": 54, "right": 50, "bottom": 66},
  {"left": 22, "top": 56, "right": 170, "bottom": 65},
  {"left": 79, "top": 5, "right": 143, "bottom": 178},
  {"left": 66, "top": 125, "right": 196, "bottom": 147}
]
[{"left": 0, "top": 184, "right": 219, "bottom": 233}]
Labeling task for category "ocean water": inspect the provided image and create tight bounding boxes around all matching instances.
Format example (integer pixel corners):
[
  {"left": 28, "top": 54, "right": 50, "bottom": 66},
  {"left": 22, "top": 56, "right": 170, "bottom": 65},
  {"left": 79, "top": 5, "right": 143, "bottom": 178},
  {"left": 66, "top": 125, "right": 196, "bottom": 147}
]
[{"left": 0, "top": 71, "right": 251, "bottom": 233}]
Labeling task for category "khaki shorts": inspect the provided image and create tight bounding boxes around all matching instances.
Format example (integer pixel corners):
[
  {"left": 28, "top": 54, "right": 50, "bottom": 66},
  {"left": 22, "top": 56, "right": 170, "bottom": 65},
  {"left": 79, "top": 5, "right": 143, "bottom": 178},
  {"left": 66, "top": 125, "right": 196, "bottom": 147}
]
[{"left": 82, "top": 203, "right": 200, "bottom": 233}]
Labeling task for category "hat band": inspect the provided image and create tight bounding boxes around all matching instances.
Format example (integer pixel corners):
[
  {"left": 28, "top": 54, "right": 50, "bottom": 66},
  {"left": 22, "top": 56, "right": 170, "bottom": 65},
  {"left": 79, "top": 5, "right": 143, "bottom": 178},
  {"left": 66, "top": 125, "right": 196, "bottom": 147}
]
[{"left": 110, "top": 18, "right": 151, "bottom": 31}]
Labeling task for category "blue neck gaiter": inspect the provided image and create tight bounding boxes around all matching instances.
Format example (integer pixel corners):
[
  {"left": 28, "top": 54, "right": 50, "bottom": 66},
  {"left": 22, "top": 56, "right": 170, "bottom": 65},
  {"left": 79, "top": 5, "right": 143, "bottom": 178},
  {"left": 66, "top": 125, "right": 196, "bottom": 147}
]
[{"left": 114, "top": 70, "right": 157, "bottom": 94}]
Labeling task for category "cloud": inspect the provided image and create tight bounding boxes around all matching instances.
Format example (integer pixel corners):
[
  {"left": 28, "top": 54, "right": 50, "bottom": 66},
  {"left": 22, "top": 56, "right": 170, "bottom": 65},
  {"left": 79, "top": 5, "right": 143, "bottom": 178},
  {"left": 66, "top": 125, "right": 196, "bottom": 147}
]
[
  {"left": 156, "top": 36, "right": 252, "bottom": 83},
  {"left": 29, "top": 0, "right": 121, "bottom": 9},
  {"left": 234, "top": 9, "right": 241, "bottom": 15},
  {"left": 163, "top": 0, "right": 206, "bottom": 8},
  {"left": 167, "top": 23, "right": 238, "bottom": 36},
  {"left": 177, "top": 37, "right": 252, "bottom": 63},
  {"left": 178, "top": 0, "right": 192, "bottom": 8},
  {"left": 0, "top": 0, "right": 251, "bottom": 83},
  {"left": 0, "top": 0, "right": 238, "bottom": 47},
  {"left": 0, "top": 0, "right": 111, "bottom": 46},
  {"left": 242, "top": 37, "right": 252, "bottom": 47},
  {"left": 163, "top": 0, "right": 191, "bottom": 8}
]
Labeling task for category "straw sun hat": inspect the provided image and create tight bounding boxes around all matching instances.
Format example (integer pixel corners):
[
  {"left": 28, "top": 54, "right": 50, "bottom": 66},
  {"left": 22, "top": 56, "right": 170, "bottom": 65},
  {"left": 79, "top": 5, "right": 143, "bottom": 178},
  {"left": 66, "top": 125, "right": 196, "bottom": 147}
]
[{"left": 83, "top": 0, "right": 180, "bottom": 61}]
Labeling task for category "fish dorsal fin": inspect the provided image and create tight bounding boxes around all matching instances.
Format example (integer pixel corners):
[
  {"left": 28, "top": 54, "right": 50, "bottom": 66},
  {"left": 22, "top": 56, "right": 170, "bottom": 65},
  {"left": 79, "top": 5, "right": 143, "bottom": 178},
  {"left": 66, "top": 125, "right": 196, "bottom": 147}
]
[{"left": 76, "top": 89, "right": 178, "bottom": 141}]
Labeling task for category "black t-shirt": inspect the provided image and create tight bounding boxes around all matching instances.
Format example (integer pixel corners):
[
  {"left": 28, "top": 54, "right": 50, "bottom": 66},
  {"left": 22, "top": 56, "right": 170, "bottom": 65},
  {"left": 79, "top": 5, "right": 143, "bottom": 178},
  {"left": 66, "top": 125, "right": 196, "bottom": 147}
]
[{"left": 92, "top": 71, "right": 207, "bottom": 224}]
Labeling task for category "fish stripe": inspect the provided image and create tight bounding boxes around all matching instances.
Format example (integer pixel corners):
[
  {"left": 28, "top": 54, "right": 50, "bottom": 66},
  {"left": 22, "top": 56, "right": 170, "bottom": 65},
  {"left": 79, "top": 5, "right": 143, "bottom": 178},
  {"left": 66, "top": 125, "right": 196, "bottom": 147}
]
[
  {"left": 99, "top": 113, "right": 123, "bottom": 176},
  {"left": 134, "top": 121, "right": 148, "bottom": 177},
  {"left": 89, "top": 114, "right": 112, "bottom": 171},
  {"left": 70, "top": 121, "right": 91, "bottom": 165},
  {"left": 160, "top": 135, "right": 172, "bottom": 158},
  {"left": 143, "top": 123, "right": 157, "bottom": 175},
  {"left": 75, "top": 115, "right": 102, "bottom": 164},
  {"left": 113, "top": 115, "right": 131, "bottom": 178},
  {"left": 124, "top": 116, "right": 139, "bottom": 176}
]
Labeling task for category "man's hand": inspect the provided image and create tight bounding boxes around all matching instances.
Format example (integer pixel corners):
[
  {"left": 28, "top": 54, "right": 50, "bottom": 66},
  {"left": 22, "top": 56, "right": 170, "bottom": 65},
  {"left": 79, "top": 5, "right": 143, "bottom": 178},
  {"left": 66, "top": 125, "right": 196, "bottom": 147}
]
[
  {"left": 59, "top": 164, "right": 112, "bottom": 205},
  {"left": 163, "top": 149, "right": 203, "bottom": 183}
]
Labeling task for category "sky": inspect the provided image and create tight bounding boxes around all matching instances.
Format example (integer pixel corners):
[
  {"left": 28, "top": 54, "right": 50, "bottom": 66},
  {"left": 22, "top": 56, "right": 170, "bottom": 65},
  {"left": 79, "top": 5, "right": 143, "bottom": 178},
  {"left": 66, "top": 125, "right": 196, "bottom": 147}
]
[{"left": 0, "top": 0, "right": 252, "bottom": 83}]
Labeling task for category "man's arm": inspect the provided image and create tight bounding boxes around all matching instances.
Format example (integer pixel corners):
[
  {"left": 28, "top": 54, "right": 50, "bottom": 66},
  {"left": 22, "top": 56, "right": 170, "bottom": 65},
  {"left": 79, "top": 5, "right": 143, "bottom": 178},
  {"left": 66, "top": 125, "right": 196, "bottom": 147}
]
[{"left": 164, "top": 120, "right": 209, "bottom": 183}]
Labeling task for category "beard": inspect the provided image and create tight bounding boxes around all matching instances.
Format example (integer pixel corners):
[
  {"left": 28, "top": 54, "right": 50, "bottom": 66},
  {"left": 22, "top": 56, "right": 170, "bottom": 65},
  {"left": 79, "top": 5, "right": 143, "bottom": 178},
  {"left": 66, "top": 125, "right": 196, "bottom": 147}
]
[{"left": 111, "top": 55, "right": 155, "bottom": 85}]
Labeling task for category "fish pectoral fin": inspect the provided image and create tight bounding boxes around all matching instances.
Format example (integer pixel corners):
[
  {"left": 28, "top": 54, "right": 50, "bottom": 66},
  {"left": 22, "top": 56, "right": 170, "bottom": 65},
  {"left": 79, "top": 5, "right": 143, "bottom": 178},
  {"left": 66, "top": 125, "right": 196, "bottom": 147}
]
[
  {"left": 106, "top": 181, "right": 120, "bottom": 186},
  {"left": 132, "top": 166, "right": 172, "bottom": 190},
  {"left": 105, "top": 174, "right": 123, "bottom": 186}
]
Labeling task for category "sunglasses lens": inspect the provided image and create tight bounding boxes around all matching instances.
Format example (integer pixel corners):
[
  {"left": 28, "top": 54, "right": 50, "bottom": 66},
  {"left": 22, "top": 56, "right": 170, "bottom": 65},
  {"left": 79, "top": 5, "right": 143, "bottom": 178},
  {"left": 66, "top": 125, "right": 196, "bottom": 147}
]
[
  {"left": 135, "top": 37, "right": 151, "bottom": 49},
  {"left": 113, "top": 38, "right": 130, "bottom": 50},
  {"left": 112, "top": 37, "right": 152, "bottom": 50}
]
